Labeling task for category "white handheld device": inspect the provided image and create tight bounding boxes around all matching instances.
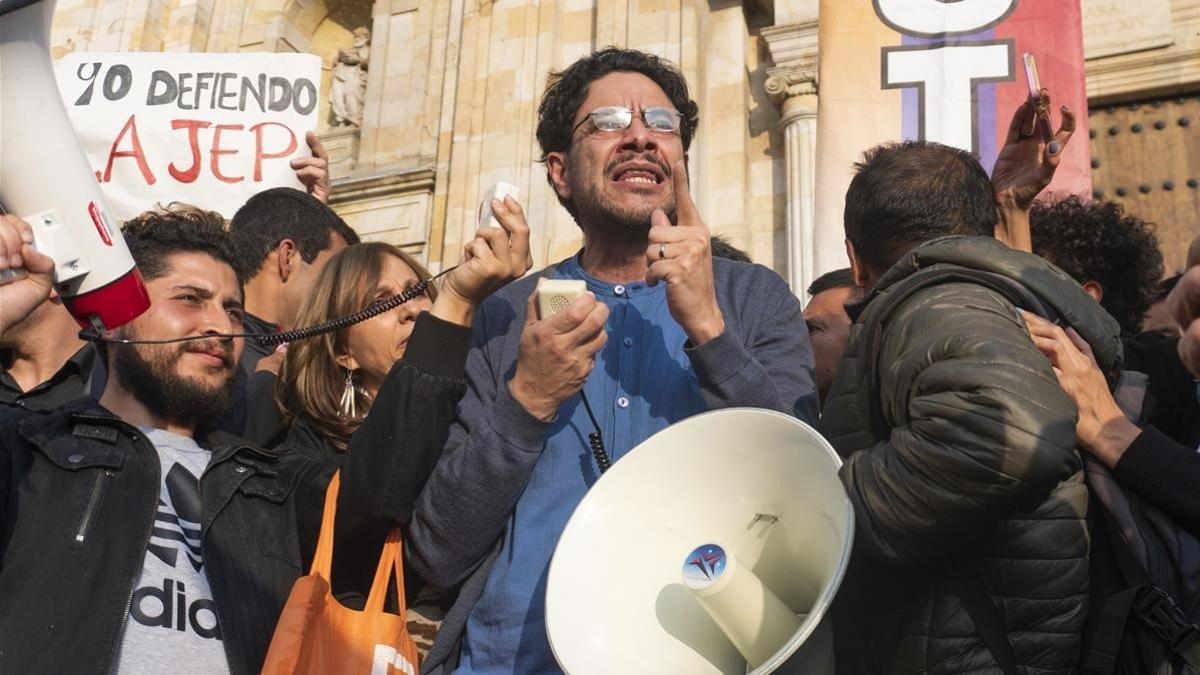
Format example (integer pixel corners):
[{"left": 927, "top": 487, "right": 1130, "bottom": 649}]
[
  {"left": 478, "top": 182, "right": 521, "bottom": 229},
  {"left": 535, "top": 279, "right": 587, "bottom": 320}
]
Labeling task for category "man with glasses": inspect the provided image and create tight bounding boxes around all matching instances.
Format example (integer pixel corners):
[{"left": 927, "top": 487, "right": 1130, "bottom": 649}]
[{"left": 408, "top": 47, "right": 818, "bottom": 674}]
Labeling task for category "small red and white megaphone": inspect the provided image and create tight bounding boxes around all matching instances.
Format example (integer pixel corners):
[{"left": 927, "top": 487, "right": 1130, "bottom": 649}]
[{"left": 1, "top": 0, "right": 149, "bottom": 330}]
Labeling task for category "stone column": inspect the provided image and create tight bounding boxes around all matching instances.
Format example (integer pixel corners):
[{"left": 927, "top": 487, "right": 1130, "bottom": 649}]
[{"left": 763, "top": 20, "right": 821, "bottom": 295}]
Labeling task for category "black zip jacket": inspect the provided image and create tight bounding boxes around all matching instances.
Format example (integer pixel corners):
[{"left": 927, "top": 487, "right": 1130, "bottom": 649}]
[{"left": 0, "top": 312, "right": 470, "bottom": 675}]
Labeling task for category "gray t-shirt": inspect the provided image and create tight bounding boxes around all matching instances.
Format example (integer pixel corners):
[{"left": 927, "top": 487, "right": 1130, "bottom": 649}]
[{"left": 114, "top": 428, "right": 230, "bottom": 675}]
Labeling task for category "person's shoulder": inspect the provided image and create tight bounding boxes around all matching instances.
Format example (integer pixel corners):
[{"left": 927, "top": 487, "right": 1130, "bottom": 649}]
[
  {"left": 712, "top": 257, "right": 791, "bottom": 295},
  {"left": 0, "top": 398, "right": 107, "bottom": 447},
  {"left": 880, "top": 277, "right": 1024, "bottom": 339}
]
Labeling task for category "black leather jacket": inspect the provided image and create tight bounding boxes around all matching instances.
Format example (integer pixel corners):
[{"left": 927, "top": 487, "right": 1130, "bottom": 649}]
[{"left": 0, "top": 312, "right": 469, "bottom": 675}]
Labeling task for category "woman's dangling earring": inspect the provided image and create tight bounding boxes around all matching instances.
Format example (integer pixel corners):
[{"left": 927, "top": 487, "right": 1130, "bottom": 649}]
[{"left": 339, "top": 368, "right": 358, "bottom": 419}]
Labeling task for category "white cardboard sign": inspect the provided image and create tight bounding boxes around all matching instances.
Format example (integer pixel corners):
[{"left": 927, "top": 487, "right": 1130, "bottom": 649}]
[{"left": 55, "top": 52, "right": 321, "bottom": 221}]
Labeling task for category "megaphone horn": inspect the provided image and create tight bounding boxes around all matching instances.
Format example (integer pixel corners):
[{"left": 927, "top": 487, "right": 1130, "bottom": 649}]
[
  {"left": 546, "top": 407, "right": 855, "bottom": 674},
  {"left": 1, "top": 0, "right": 149, "bottom": 330}
]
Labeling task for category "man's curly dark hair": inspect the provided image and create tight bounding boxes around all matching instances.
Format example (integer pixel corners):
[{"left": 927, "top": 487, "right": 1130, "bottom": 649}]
[
  {"left": 1030, "top": 196, "right": 1163, "bottom": 336},
  {"left": 122, "top": 203, "right": 240, "bottom": 288},
  {"left": 536, "top": 48, "right": 699, "bottom": 215}
]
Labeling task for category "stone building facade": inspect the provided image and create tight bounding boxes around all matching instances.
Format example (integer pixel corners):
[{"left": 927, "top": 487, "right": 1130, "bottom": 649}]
[{"left": 50, "top": 0, "right": 1200, "bottom": 288}]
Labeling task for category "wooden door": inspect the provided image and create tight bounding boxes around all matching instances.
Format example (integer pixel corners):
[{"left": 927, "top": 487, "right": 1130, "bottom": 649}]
[{"left": 1088, "top": 93, "right": 1200, "bottom": 274}]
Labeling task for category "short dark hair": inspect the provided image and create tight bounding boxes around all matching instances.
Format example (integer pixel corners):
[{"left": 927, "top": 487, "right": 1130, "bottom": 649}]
[
  {"left": 844, "top": 141, "right": 996, "bottom": 276},
  {"left": 537, "top": 48, "right": 699, "bottom": 159},
  {"left": 710, "top": 235, "right": 751, "bottom": 263},
  {"left": 1030, "top": 196, "right": 1164, "bottom": 336},
  {"left": 122, "top": 203, "right": 239, "bottom": 284},
  {"left": 807, "top": 268, "right": 855, "bottom": 297},
  {"left": 227, "top": 187, "right": 360, "bottom": 283}
]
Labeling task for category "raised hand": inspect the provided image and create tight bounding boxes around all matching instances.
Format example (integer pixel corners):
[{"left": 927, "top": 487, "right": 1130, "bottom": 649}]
[
  {"left": 0, "top": 215, "right": 55, "bottom": 335},
  {"left": 292, "top": 131, "right": 331, "bottom": 203},
  {"left": 993, "top": 91, "right": 1076, "bottom": 212},
  {"left": 434, "top": 196, "right": 533, "bottom": 326},
  {"left": 645, "top": 159, "right": 725, "bottom": 346}
]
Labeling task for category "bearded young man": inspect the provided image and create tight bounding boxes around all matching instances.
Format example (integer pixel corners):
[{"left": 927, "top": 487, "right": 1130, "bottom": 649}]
[
  {"left": 0, "top": 201, "right": 529, "bottom": 674},
  {"left": 407, "top": 47, "right": 818, "bottom": 675}
]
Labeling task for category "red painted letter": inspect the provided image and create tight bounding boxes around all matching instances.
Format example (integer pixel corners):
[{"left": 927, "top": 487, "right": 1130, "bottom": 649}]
[
  {"left": 249, "top": 122, "right": 297, "bottom": 181},
  {"left": 167, "top": 119, "right": 212, "bottom": 183},
  {"left": 101, "top": 114, "right": 156, "bottom": 185},
  {"left": 209, "top": 123, "right": 244, "bottom": 184}
]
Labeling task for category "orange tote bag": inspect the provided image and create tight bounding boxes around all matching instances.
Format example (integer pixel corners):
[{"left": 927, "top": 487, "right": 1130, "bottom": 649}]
[{"left": 261, "top": 471, "right": 420, "bottom": 675}]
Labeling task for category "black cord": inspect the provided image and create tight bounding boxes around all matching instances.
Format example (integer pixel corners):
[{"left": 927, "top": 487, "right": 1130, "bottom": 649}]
[
  {"left": 78, "top": 266, "right": 456, "bottom": 347},
  {"left": 578, "top": 390, "right": 610, "bottom": 473},
  {"left": 259, "top": 268, "right": 450, "bottom": 347}
]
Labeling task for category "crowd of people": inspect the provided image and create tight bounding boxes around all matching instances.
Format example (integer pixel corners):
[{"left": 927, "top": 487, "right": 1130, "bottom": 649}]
[{"left": 0, "top": 46, "right": 1197, "bottom": 675}]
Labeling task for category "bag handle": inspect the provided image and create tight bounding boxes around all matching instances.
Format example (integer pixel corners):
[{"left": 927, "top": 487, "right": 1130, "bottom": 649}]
[
  {"left": 364, "top": 529, "right": 409, "bottom": 616},
  {"left": 309, "top": 470, "right": 342, "bottom": 578}
]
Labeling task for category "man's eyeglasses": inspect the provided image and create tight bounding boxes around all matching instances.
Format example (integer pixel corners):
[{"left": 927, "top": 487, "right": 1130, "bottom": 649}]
[{"left": 572, "top": 106, "right": 683, "bottom": 136}]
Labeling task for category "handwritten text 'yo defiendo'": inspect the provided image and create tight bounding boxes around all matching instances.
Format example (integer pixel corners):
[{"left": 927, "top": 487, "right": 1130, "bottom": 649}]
[{"left": 72, "top": 62, "right": 318, "bottom": 186}]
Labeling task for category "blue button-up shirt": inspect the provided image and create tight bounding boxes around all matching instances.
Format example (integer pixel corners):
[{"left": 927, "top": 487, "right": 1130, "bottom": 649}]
[{"left": 455, "top": 256, "right": 707, "bottom": 674}]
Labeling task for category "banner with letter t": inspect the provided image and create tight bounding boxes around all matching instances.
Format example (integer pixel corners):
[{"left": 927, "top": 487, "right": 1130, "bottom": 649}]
[{"left": 813, "top": 0, "right": 1091, "bottom": 274}]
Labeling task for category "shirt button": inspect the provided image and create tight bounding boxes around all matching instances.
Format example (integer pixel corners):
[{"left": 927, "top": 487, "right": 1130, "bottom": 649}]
[
  {"left": 234, "top": 466, "right": 248, "bottom": 474},
  {"left": 614, "top": 285, "right": 626, "bottom": 295},
  {"left": 67, "top": 454, "right": 85, "bottom": 464},
  {"left": 622, "top": 337, "right": 633, "bottom": 347},
  {"left": 616, "top": 396, "right": 630, "bottom": 409}
]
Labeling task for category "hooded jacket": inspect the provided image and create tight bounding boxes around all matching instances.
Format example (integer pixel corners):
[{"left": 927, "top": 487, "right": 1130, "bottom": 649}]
[{"left": 819, "top": 236, "right": 1122, "bottom": 674}]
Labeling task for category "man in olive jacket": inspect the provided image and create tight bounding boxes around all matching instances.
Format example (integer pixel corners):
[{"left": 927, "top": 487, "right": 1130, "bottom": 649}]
[{"left": 819, "top": 141, "right": 1122, "bottom": 673}]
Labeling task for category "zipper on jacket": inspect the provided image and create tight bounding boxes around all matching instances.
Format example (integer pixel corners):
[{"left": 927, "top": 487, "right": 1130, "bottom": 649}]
[{"left": 73, "top": 468, "right": 112, "bottom": 545}]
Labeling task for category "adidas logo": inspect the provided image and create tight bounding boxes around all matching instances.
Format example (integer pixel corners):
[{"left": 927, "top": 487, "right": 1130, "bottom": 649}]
[
  {"left": 148, "top": 463, "right": 203, "bottom": 571},
  {"left": 130, "top": 578, "right": 222, "bottom": 640}
]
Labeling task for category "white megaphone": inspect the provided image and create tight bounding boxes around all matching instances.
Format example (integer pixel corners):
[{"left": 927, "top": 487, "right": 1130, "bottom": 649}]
[
  {"left": 546, "top": 408, "right": 854, "bottom": 674},
  {"left": 1, "top": 0, "right": 149, "bottom": 330}
]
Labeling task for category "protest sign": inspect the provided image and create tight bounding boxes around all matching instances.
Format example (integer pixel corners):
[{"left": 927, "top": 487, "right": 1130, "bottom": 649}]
[
  {"left": 813, "top": 0, "right": 1091, "bottom": 274},
  {"left": 55, "top": 52, "right": 321, "bottom": 221}
]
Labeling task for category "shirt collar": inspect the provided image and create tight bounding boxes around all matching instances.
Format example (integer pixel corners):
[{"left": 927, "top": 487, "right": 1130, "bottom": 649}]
[
  {"left": 0, "top": 344, "right": 95, "bottom": 395},
  {"left": 556, "top": 252, "right": 662, "bottom": 299}
]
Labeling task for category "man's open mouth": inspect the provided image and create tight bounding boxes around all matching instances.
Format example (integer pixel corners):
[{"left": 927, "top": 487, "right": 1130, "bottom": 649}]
[{"left": 611, "top": 162, "right": 666, "bottom": 186}]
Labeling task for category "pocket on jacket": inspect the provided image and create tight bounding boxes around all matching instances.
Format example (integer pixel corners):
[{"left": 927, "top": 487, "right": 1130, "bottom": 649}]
[{"left": 235, "top": 474, "right": 303, "bottom": 571}]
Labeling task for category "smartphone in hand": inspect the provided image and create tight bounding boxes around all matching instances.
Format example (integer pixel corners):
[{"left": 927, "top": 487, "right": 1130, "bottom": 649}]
[{"left": 1023, "top": 52, "right": 1042, "bottom": 101}]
